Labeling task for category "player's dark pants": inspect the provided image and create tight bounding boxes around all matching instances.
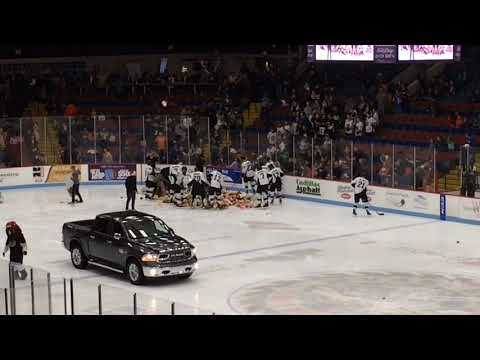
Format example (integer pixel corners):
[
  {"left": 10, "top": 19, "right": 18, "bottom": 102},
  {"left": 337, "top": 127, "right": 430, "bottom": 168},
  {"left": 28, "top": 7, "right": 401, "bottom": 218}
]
[
  {"left": 126, "top": 190, "right": 136, "bottom": 210},
  {"left": 354, "top": 189, "right": 368, "bottom": 204},
  {"left": 243, "top": 175, "right": 255, "bottom": 193},
  {"left": 191, "top": 185, "right": 206, "bottom": 200},
  {"left": 10, "top": 248, "right": 23, "bottom": 264},
  {"left": 256, "top": 184, "right": 269, "bottom": 206},
  {"left": 10, "top": 248, "right": 27, "bottom": 279},
  {"left": 72, "top": 183, "right": 83, "bottom": 203},
  {"left": 145, "top": 180, "right": 157, "bottom": 199},
  {"left": 269, "top": 180, "right": 282, "bottom": 193}
]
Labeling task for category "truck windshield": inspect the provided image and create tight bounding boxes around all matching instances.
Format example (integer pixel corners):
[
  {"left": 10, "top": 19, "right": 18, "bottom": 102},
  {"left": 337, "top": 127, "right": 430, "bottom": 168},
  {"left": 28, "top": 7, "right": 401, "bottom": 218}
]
[{"left": 123, "top": 218, "right": 171, "bottom": 239}]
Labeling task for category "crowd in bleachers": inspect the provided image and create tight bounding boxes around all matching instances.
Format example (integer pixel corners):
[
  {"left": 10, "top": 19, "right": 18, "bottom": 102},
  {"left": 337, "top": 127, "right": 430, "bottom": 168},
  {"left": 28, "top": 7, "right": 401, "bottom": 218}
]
[{"left": 0, "top": 52, "right": 479, "bottom": 195}]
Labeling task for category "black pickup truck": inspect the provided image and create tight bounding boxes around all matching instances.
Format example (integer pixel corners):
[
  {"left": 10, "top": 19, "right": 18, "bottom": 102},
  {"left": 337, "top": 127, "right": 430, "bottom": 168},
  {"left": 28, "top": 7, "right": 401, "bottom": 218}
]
[{"left": 62, "top": 211, "right": 197, "bottom": 285}]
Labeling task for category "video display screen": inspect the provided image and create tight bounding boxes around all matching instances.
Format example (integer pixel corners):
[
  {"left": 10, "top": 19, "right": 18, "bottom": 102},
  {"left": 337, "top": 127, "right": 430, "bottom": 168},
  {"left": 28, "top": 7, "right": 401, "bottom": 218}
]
[
  {"left": 314, "top": 45, "right": 374, "bottom": 61},
  {"left": 306, "top": 45, "right": 460, "bottom": 63},
  {"left": 398, "top": 45, "right": 454, "bottom": 61}
]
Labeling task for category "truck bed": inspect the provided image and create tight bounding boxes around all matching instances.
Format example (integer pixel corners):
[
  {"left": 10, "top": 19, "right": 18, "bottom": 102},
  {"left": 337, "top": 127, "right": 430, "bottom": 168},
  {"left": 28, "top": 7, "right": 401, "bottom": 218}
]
[
  {"left": 63, "top": 219, "right": 96, "bottom": 253},
  {"left": 66, "top": 219, "right": 95, "bottom": 231}
]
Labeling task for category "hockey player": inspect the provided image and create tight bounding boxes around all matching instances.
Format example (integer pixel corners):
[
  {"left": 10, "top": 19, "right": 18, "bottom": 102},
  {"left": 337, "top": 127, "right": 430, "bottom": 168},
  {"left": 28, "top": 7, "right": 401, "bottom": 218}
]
[
  {"left": 2, "top": 221, "right": 28, "bottom": 280},
  {"left": 207, "top": 168, "right": 225, "bottom": 209},
  {"left": 159, "top": 165, "right": 173, "bottom": 197},
  {"left": 144, "top": 168, "right": 159, "bottom": 200},
  {"left": 169, "top": 164, "right": 184, "bottom": 206},
  {"left": 241, "top": 158, "right": 256, "bottom": 197},
  {"left": 268, "top": 162, "right": 284, "bottom": 205},
  {"left": 254, "top": 165, "right": 272, "bottom": 208},
  {"left": 178, "top": 166, "right": 192, "bottom": 206},
  {"left": 188, "top": 169, "right": 209, "bottom": 208},
  {"left": 351, "top": 175, "right": 371, "bottom": 216}
]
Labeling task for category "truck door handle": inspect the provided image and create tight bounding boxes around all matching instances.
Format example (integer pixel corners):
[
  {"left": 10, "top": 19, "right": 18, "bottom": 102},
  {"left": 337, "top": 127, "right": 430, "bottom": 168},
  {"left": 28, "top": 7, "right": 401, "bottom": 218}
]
[
  {"left": 106, "top": 240, "right": 112, "bottom": 244},
  {"left": 90, "top": 235, "right": 95, "bottom": 239}
]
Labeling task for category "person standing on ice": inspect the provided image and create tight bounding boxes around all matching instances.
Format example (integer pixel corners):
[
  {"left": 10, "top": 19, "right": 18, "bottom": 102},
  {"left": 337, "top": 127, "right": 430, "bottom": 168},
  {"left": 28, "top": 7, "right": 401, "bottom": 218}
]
[
  {"left": 2, "top": 221, "right": 28, "bottom": 279},
  {"left": 351, "top": 175, "right": 371, "bottom": 216},
  {"left": 70, "top": 166, "right": 83, "bottom": 204},
  {"left": 125, "top": 171, "right": 137, "bottom": 210}
]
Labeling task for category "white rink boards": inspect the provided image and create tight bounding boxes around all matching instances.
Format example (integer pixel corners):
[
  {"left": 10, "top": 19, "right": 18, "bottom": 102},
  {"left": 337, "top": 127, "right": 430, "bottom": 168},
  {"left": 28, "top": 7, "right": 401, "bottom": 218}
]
[{"left": 1, "top": 184, "right": 480, "bottom": 315}]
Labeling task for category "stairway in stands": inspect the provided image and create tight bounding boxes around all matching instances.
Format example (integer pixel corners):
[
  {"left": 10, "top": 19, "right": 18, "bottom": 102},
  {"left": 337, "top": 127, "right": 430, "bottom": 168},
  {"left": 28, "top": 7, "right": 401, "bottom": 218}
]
[
  {"left": 438, "top": 166, "right": 461, "bottom": 193},
  {"left": 243, "top": 102, "right": 262, "bottom": 128},
  {"left": 42, "top": 120, "right": 62, "bottom": 164},
  {"left": 202, "top": 143, "right": 211, "bottom": 163},
  {"left": 26, "top": 102, "right": 63, "bottom": 164},
  {"left": 438, "top": 153, "right": 480, "bottom": 193}
]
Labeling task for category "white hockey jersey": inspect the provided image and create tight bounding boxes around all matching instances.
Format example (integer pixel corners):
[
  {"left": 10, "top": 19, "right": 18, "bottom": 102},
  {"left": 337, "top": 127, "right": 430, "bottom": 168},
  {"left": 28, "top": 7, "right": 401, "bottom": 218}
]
[
  {"left": 241, "top": 161, "right": 256, "bottom": 178},
  {"left": 255, "top": 169, "right": 271, "bottom": 186},
  {"left": 351, "top": 177, "right": 369, "bottom": 194},
  {"left": 181, "top": 173, "right": 192, "bottom": 189},
  {"left": 209, "top": 170, "right": 224, "bottom": 189},
  {"left": 270, "top": 167, "right": 284, "bottom": 183},
  {"left": 169, "top": 165, "right": 184, "bottom": 185},
  {"left": 170, "top": 164, "right": 182, "bottom": 173}
]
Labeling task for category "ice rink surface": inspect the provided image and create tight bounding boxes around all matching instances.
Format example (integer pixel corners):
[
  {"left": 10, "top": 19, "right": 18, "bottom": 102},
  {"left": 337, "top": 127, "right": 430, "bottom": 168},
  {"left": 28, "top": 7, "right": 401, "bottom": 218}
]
[{"left": 1, "top": 185, "right": 480, "bottom": 315}]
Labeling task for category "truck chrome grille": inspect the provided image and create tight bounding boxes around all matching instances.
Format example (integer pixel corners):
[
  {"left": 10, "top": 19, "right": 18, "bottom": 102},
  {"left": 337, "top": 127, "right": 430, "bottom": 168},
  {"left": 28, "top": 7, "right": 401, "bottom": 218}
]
[{"left": 161, "top": 250, "right": 191, "bottom": 263}]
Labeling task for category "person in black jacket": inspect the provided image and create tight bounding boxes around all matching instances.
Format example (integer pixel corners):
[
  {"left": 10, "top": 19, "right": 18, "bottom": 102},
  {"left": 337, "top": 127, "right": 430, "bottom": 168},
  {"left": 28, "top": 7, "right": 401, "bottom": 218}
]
[
  {"left": 3, "top": 221, "right": 28, "bottom": 279},
  {"left": 3, "top": 221, "right": 27, "bottom": 261},
  {"left": 125, "top": 172, "right": 137, "bottom": 211}
]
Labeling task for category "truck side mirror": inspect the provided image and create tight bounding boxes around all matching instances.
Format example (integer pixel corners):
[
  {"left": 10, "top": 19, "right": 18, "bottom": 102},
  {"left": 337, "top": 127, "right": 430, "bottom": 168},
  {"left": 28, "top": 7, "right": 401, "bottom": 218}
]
[{"left": 113, "top": 233, "right": 122, "bottom": 241}]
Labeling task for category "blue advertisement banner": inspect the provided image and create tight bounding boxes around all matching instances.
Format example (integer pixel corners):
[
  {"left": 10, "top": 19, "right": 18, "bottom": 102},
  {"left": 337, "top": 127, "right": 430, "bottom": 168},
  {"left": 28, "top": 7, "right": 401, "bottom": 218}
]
[
  {"left": 89, "top": 164, "right": 136, "bottom": 181},
  {"left": 206, "top": 167, "right": 242, "bottom": 184}
]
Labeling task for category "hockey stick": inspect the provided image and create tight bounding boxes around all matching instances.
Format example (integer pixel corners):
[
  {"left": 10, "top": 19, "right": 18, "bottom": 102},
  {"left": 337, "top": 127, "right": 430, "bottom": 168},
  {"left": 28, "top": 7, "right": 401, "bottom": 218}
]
[{"left": 365, "top": 202, "right": 384, "bottom": 215}]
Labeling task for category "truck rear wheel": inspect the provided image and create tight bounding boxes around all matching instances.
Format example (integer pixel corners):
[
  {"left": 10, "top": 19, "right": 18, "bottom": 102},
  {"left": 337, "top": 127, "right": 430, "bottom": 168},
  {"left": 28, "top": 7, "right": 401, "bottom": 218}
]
[
  {"left": 71, "top": 244, "right": 88, "bottom": 269},
  {"left": 127, "top": 259, "right": 144, "bottom": 285}
]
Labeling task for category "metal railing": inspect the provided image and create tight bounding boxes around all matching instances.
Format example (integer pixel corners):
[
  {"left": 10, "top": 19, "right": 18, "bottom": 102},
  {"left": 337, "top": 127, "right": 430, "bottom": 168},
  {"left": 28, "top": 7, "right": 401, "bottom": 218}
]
[{"left": 0, "top": 259, "right": 216, "bottom": 315}]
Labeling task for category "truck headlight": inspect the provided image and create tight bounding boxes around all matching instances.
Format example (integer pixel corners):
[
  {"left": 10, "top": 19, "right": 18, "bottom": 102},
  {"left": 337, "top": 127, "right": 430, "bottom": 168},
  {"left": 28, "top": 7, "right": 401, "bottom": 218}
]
[{"left": 141, "top": 253, "right": 159, "bottom": 262}]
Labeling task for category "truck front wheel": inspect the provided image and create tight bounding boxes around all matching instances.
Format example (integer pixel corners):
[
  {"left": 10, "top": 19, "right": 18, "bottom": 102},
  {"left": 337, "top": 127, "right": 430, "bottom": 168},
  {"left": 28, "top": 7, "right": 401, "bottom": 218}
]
[
  {"left": 127, "top": 259, "right": 144, "bottom": 285},
  {"left": 71, "top": 244, "right": 88, "bottom": 269}
]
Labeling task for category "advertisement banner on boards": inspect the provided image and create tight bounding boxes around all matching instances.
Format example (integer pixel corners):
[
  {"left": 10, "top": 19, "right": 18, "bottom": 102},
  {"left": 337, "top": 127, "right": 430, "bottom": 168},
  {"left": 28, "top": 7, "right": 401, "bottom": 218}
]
[
  {"left": 89, "top": 164, "right": 137, "bottom": 181},
  {"left": 447, "top": 196, "right": 480, "bottom": 223},
  {"left": 284, "top": 175, "right": 439, "bottom": 216},
  {"left": 206, "top": 167, "right": 242, "bottom": 184},
  {"left": 43, "top": 164, "right": 85, "bottom": 183},
  {"left": 0, "top": 167, "right": 33, "bottom": 187}
]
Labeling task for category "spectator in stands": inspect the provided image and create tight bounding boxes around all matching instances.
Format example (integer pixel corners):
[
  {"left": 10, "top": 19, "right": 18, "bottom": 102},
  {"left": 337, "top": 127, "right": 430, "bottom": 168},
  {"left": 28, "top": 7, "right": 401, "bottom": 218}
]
[
  {"left": 455, "top": 112, "right": 464, "bottom": 129},
  {"left": 365, "top": 111, "right": 375, "bottom": 136},
  {"left": 102, "top": 148, "right": 113, "bottom": 164},
  {"left": 354, "top": 118, "right": 364, "bottom": 138},
  {"left": 0, "top": 128, "right": 6, "bottom": 167},
  {"left": 447, "top": 136, "right": 455, "bottom": 152}
]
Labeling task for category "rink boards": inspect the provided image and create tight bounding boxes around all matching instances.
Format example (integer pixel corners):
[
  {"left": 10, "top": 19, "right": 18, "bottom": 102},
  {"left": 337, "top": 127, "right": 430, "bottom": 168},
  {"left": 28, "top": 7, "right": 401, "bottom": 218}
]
[{"left": 1, "top": 165, "right": 479, "bottom": 225}]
